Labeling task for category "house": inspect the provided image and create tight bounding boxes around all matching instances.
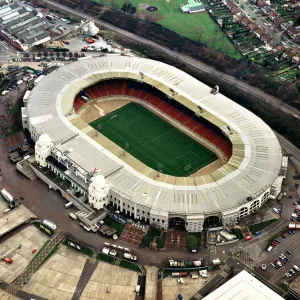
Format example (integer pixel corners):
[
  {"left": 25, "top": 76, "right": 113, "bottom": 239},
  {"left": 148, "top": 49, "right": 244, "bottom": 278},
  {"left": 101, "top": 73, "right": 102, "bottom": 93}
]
[
  {"left": 257, "top": 0, "right": 267, "bottom": 7},
  {"left": 267, "top": 10, "right": 278, "bottom": 20},
  {"left": 274, "top": 16, "right": 285, "bottom": 26},
  {"left": 248, "top": 23, "right": 258, "bottom": 31},
  {"left": 261, "top": 34, "right": 273, "bottom": 44},
  {"left": 274, "top": 45, "right": 286, "bottom": 52},
  {"left": 231, "top": 6, "right": 241, "bottom": 14},
  {"left": 287, "top": 26, "right": 298, "bottom": 38},
  {"left": 281, "top": 22, "right": 290, "bottom": 31},
  {"left": 254, "top": 28, "right": 265, "bottom": 38},
  {"left": 240, "top": 17, "right": 252, "bottom": 26},
  {"left": 283, "top": 50, "right": 295, "bottom": 60},
  {"left": 261, "top": 6, "right": 271, "bottom": 15},
  {"left": 292, "top": 56, "right": 300, "bottom": 65}
]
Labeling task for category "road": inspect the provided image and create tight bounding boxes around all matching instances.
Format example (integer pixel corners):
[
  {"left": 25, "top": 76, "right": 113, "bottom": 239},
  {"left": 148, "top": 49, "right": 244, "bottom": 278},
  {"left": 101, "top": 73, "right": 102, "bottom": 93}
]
[
  {"left": 37, "top": 0, "right": 300, "bottom": 119},
  {"left": 276, "top": 132, "right": 300, "bottom": 162}
]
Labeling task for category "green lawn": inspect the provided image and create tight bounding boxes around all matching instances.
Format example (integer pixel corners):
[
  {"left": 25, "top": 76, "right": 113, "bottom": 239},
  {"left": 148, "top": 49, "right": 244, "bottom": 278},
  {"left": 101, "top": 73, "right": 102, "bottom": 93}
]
[
  {"left": 94, "top": 0, "right": 241, "bottom": 59},
  {"left": 250, "top": 219, "right": 277, "bottom": 235},
  {"left": 103, "top": 216, "right": 125, "bottom": 236},
  {"left": 90, "top": 103, "right": 217, "bottom": 176},
  {"left": 141, "top": 228, "right": 161, "bottom": 247}
]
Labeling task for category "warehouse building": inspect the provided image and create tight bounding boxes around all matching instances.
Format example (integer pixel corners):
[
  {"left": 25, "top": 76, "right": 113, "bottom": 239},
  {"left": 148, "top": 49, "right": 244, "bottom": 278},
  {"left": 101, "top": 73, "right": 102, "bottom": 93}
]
[{"left": 0, "top": 1, "right": 50, "bottom": 50}]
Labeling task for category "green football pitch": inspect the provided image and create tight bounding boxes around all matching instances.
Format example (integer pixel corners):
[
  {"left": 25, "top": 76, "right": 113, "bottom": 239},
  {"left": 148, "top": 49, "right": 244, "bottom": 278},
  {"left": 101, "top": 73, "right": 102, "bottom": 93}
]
[{"left": 89, "top": 103, "right": 218, "bottom": 177}]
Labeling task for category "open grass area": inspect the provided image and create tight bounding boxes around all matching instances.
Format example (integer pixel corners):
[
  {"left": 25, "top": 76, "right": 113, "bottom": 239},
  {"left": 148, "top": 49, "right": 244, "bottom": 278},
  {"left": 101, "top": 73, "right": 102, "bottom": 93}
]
[
  {"left": 94, "top": 0, "right": 241, "bottom": 59},
  {"left": 141, "top": 228, "right": 161, "bottom": 247},
  {"left": 157, "top": 232, "right": 167, "bottom": 248},
  {"left": 250, "top": 219, "right": 277, "bottom": 235},
  {"left": 90, "top": 103, "right": 217, "bottom": 176},
  {"left": 103, "top": 216, "right": 125, "bottom": 236}
]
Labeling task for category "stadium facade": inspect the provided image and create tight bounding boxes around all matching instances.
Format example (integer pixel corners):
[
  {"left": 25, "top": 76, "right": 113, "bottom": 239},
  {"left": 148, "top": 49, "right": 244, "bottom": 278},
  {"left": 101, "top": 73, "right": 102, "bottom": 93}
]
[{"left": 23, "top": 56, "right": 286, "bottom": 232}]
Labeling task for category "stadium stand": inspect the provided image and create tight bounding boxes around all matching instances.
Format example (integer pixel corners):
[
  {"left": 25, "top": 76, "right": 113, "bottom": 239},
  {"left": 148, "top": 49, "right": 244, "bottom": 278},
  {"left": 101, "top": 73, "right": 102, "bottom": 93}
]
[{"left": 82, "top": 79, "right": 232, "bottom": 159}]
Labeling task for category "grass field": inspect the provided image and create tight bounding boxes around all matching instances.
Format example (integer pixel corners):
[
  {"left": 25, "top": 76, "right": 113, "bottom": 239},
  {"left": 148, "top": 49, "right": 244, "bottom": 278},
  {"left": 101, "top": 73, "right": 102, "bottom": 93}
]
[
  {"left": 90, "top": 102, "right": 217, "bottom": 176},
  {"left": 94, "top": 0, "right": 241, "bottom": 59}
]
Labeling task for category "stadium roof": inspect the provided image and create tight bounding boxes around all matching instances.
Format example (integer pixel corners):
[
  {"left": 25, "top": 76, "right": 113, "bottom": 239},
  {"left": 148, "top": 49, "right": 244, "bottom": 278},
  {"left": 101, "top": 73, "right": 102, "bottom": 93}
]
[
  {"left": 0, "top": 2, "right": 50, "bottom": 46},
  {"left": 203, "top": 270, "right": 284, "bottom": 300},
  {"left": 27, "top": 56, "right": 282, "bottom": 215}
]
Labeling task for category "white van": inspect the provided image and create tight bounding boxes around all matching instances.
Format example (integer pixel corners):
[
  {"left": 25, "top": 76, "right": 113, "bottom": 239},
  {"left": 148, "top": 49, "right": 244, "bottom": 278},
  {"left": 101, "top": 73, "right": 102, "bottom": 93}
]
[
  {"left": 294, "top": 265, "right": 300, "bottom": 272},
  {"left": 69, "top": 213, "right": 77, "bottom": 220},
  {"left": 1, "top": 90, "right": 8, "bottom": 96},
  {"left": 267, "top": 246, "right": 273, "bottom": 252},
  {"left": 65, "top": 201, "right": 73, "bottom": 208},
  {"left": 104, "top": 242, "right": 110, "bottom": 247}
]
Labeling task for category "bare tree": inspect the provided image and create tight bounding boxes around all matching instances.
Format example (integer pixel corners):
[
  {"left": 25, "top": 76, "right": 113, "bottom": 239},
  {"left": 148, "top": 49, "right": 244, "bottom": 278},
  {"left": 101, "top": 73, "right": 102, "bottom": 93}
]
[
  {"left": 3, "top": 97, "right": 13, "bottom": 115},
  {"left": 257, "top": 206, "right": 269, "bottom": 223},
  {"left": 195, "top": 25, "right": 206, "bottom": 41},
  {"left": 0, "top": 115, "right": 7, "bottom": 133}
]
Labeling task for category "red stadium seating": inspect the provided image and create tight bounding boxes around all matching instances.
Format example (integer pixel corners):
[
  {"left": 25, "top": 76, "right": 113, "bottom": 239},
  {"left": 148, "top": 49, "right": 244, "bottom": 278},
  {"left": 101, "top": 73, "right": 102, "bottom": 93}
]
[
  {"left": 79, "top": 79, "right": 233, "bottom": 159},
  {"left": 74, "top": 96, "right": 86, "bottom": 112}
]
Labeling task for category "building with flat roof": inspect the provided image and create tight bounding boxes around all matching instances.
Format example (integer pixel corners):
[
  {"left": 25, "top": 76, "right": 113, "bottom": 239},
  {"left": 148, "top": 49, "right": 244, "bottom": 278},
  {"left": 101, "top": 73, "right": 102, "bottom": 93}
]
[
  {"left": 203, "top": 270, "right": 284, "bottom": 300},
  {"left": 0, "top": 2, "right": 50, "bottom": 50}
]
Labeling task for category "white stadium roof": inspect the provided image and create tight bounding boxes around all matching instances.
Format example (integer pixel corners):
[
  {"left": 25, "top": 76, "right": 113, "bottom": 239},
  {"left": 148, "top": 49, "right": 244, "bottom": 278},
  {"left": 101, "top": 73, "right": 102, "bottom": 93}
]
[
  {"left": 27, "top": 56, "right": 282, "bottom": 216},
  {"left": 203, "top": 270, "right": 284, "bottom": 300}
]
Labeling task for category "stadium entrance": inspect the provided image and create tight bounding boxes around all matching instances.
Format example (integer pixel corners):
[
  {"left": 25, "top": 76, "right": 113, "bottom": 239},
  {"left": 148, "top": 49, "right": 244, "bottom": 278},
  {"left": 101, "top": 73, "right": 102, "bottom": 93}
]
[
  {"left": 169, "top": 217, "right": 185, "bottom": 228},
  {"left": 203, "top": 216, "right": 223, "bottom": 231}
]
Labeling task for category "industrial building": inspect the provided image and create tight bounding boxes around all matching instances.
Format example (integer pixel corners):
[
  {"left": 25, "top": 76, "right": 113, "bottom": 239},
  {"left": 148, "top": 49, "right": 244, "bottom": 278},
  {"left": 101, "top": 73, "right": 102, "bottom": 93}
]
[
  {"left": 0, "top": 1, "right": 51, "bottom": 50},
  {"left": 22, "top": 56, "right": 285, "bottom": 231}
]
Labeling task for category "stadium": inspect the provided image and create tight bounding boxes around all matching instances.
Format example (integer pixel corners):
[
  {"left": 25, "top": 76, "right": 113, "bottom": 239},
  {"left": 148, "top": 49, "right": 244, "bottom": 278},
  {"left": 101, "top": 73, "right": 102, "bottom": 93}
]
[{"left": 23, "top": 56, "right": 285, "bottom": 233}]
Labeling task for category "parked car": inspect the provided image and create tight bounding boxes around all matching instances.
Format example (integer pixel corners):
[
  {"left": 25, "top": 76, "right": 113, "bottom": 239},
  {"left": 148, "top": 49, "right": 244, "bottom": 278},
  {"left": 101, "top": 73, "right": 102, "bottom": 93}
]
[
  {"left": 293, "top": 202, "right": 297, "bottom": 205},
  {"left": 286, "top": 250, "right": 292, "bottom": 255}
]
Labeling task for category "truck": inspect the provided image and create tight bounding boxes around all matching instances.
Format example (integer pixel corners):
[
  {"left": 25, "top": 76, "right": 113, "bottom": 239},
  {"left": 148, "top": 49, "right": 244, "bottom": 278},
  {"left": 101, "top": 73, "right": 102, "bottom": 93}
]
[
  {"left": 65, "top": 201, "right": 73, "bottom": 208},
  {"left": 42, "top": 219, "right": 57, "bottom": 231},
  {"left": 85, "top": 37, "right": 96, "bottom": 44},
  {"left": 102, "top": 247, "right": 110, "bottom": 255},
  {"left": 289, "top": 223, "right": 300, "bottom": 229},
  {"left": 219, "top": 230, "right": 237, "bottom": 241},
  {"left": 169, "top": 260, "right": 185, "bottom": 267},
  {"left": 123, "top": 252, "right": 137, "bottom": 261},
  {"left": 193, "top": 261, "right": 201, "bottom": 267},
  {"left": 212, "top": 258, "right": 221, "bottom": 265},
  {"left": 1, "top": 188, "right": 14, "bottom": 203}
]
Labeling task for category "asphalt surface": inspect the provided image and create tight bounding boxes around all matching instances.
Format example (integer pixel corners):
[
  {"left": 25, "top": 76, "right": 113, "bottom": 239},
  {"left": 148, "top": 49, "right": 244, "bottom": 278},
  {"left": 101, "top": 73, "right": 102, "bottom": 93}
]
[
  {"left": 71, "top": 259, "right": 99, "bottom": 300},
  {"left": 37, "top": 0, "right": 300, "bottom": 120}
]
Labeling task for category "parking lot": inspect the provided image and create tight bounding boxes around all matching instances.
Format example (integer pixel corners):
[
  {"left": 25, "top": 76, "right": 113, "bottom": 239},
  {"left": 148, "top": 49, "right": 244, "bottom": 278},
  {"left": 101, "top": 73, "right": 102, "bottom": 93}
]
[{"left": 162, "top": 271, "right": 214, "bottom": 300}]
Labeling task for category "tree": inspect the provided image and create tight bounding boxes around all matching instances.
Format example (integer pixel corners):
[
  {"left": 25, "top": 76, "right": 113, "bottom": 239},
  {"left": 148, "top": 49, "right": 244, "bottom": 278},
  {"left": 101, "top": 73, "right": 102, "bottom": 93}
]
[
  {"left": 186, "top": 234, "right": 198, "bottom": 249},
  {"left": 3, "top": 97, "right": 13, "bottom": 115},
  {"left": 195, "top": 25, "right": 205, "bottom": 41}
]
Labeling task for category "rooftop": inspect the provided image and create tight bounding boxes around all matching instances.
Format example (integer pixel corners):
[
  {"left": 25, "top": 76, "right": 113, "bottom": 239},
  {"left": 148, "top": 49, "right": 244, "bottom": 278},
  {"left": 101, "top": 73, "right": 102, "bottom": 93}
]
[
  {"left": 203, "top": 270, "right": 284, "bottom": 300},
  {"left": 0, "top": 2, "right": 50, "bottom": 46}
]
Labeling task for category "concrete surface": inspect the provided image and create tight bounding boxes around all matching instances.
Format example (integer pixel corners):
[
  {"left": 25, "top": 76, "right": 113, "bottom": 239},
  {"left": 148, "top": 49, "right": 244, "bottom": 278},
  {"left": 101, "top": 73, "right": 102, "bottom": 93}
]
[
  {"left": 0, "top": 204, "right": 36, "bottom": 238},
  {"left": 0, "top": 289, "right": 21, "bottom": 300},
  {"left": 144, "top": 266, "right": 157, "bottom": 300},
  {"left": 22, "top": 245, "right": 86, "bottom": 300},
  {"left": 162, "top": 272, "right": 213, "bottom": 300},
  {"left": 0, "top": 225, "right": 49, "bottom": 283},
  {"left": 80, "top": 261, "right": 139, "bottom": 300}
]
